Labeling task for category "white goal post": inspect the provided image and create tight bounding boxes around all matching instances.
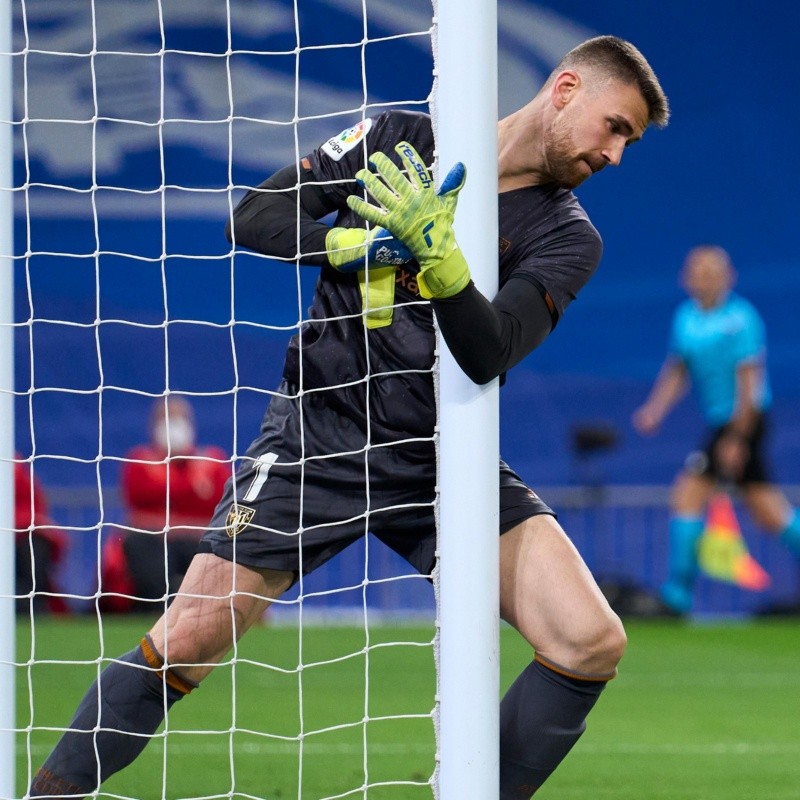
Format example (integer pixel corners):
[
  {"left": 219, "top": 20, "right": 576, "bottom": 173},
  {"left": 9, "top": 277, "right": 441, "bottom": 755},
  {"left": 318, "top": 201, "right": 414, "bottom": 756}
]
[{"left": 433, "top": 0, "right": 499, "bottom": 797}]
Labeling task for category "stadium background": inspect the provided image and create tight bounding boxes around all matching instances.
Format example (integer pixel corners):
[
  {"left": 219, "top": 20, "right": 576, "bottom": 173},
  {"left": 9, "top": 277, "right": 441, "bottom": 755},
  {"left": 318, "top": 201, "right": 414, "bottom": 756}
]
[{"left": 11, "top": 0, "right": 800, "bottom": 614}]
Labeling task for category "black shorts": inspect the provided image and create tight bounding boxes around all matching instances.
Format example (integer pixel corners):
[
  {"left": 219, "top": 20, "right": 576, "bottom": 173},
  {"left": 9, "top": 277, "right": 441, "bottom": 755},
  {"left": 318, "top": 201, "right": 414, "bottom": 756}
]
[
  {"left": 685, "top": 413, "right": 771, "bottom": 485},
  {"left": 199, "top": 381, "right": 552, "bottom": 584}
]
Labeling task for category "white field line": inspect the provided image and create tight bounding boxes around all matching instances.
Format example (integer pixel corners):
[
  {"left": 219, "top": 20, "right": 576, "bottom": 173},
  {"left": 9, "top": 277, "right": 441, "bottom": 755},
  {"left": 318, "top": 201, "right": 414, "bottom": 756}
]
[{"left": 17, "top": 740, "right": 800, "bottom": 758}]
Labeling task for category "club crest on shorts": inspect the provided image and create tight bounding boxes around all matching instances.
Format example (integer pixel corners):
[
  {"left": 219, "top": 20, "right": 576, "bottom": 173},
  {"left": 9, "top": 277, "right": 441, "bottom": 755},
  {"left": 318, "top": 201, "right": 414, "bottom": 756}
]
[{"left": 226, "top": 504, "right": 255, "bottom": 538}]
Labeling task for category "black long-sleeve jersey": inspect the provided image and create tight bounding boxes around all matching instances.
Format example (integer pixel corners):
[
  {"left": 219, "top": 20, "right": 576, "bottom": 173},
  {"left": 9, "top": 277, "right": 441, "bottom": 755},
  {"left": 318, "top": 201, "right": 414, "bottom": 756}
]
[{"left": 228, "top": 110, "right": 602, "bottom": 447}]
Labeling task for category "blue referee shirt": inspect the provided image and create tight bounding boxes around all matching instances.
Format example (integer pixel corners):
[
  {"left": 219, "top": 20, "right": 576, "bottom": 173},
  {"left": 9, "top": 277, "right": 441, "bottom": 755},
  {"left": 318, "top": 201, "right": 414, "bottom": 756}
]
[{"left": 669, "top": 292, "right": 772, "bottom": 426}]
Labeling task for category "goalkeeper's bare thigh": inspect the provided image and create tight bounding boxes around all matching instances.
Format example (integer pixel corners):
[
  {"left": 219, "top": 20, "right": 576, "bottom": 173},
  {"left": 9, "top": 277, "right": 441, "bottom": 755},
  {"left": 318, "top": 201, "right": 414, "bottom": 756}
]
[{"left": 199, "top": 381, "right": 554, "bottom": 581}]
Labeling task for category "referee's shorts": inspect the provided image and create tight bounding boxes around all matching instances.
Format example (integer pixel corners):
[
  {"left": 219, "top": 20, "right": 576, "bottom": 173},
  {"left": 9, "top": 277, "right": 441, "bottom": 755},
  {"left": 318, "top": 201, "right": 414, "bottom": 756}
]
[
  {"left": 199, "top": 381, "right": 553, "bottom": 585},
  {"left": 684, "top": 412, "right": 771, "bottom": 485}
]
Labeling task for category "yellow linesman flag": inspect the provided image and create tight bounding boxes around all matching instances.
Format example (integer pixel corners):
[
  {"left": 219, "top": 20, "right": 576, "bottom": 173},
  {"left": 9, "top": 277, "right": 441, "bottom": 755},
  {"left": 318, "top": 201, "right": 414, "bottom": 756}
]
[{"left": 698, "top": 492, "right": 771, "bottom": 590}]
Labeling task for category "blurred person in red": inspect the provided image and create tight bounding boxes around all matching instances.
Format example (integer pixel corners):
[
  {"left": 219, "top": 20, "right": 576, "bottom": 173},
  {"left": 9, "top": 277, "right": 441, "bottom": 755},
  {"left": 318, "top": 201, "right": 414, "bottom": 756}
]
[
  {"left": 103, "top": 396, "right": 230, "bottom": 612},
  {"left": 15, "top": 456, "right": 69, "bottom": 614}
]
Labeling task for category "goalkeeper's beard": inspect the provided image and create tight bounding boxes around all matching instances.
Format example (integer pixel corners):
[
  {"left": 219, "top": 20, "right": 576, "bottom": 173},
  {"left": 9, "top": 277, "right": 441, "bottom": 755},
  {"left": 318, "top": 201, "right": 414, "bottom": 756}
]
[{"left": 542, "top": 123, "right": 591, "bottom": 189}]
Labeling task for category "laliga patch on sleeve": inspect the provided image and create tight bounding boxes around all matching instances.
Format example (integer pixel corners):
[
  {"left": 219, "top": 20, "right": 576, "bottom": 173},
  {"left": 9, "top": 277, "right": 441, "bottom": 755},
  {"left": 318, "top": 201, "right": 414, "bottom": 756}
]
[{"left": 321, "top": 118, "right": 373, "bottom": 161}]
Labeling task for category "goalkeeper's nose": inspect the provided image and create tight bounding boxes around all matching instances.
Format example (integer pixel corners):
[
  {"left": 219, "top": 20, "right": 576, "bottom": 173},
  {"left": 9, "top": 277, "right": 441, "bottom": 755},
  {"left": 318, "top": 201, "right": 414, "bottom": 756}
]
[{"left": 601, "top": 140, "right": 625, "bottom": 167}]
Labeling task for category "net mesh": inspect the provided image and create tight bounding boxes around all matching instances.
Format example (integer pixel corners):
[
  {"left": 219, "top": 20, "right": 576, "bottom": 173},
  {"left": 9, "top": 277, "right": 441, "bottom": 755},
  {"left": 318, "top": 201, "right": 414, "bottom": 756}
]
[{"left": 10, "top": 0, "right": 439, "bottom": 796}]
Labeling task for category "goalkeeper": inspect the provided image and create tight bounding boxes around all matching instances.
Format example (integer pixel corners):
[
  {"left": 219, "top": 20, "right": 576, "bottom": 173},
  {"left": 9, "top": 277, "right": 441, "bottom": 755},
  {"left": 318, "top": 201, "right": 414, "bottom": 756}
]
[{"left": 31, "top": 36, "right": 669, "bottom": 800}]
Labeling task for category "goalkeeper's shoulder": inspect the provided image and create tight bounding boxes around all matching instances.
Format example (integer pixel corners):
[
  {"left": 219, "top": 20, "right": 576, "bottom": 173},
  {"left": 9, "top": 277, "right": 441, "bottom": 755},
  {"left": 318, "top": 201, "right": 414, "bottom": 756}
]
[
  {"left": 370, "top": 109, "right": 433, "bottom": 152},
  {"left": 551, "top": 202, "right": 603, "bottom": 269},
  {"left": 377, "top": 108, "right": 431, "bottom": 126},
  {"left": 308, "top": 109, "right": 433, "bottom": 184}
]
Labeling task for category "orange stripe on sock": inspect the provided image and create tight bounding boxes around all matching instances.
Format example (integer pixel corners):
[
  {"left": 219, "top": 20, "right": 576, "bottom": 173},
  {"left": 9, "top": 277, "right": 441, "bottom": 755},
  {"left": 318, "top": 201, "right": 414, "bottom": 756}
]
[
  {"left": 139, "top": 635, "right": 198, "bottom": 695},
  {"left": 163, "top": 667, "right": 198, "bottom": 695},
  {"left": 534, "top": 653, "right": 616, "bottom": 682},
  {"left": 140, "top": 635, "right": 163, "bottom": 669}
]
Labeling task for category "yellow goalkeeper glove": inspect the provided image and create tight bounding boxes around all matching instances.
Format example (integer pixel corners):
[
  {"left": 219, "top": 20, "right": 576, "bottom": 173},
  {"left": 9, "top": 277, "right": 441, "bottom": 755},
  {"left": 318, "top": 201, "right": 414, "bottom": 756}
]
[
  {"left": 346, "top": 142, "right": 470, "bottom": 299},
  {"left": 325, "top": 225, "right": 412, "bottom": 273}
]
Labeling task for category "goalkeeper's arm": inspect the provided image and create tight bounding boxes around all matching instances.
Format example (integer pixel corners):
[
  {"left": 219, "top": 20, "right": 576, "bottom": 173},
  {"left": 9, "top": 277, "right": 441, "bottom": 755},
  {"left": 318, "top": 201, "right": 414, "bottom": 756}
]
[
  {"left": 225, "top": 162, "right": 334, "bottom": 265},
  {"left": 226, "top": 162, "right": 411, "bottom": 272},
  {"left": 432, "top": 277, "right": 555, "bottom": 385}
]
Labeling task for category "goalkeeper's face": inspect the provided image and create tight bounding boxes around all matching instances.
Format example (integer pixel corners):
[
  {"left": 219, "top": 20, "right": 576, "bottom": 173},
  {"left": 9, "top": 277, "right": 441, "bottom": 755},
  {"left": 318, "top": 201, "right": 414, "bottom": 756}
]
[{"left": 544, "top": 76, "right": 649, "bottom": 189}]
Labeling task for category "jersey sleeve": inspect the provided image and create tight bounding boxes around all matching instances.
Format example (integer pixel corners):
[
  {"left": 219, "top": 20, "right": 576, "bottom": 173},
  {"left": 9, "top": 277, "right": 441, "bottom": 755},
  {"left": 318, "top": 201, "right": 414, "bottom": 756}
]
[
  {"left": 513, "top": 215, "right": 602, "bottom": 319},
  {"left": 667, "top": 305, "right": 688, "bottom": 362},
  {"left": 732, "top": 303, "right": 766, "bottom": 365}
]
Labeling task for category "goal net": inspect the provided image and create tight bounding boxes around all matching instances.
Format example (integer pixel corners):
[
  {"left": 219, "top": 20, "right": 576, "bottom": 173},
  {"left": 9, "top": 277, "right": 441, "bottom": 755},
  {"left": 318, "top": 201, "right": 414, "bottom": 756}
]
[{"left": 5, "top": 0, "right": 500, "bottom": 797}]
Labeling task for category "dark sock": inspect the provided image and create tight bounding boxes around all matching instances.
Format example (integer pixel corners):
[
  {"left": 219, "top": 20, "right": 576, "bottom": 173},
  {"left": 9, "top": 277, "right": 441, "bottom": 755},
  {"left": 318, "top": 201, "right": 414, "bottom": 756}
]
[
  {"left": 499, "top": 658, "right": 609, "bottom": 799},
  {"left": 30, "top": 635, "right": 195, "bottom": 797}
]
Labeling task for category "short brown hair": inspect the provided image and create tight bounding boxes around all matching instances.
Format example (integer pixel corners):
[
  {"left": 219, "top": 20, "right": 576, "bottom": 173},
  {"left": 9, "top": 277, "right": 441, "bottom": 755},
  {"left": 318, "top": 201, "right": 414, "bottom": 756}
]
[{"left": 551, "top": 35, "right": 670, "bottom": 128}]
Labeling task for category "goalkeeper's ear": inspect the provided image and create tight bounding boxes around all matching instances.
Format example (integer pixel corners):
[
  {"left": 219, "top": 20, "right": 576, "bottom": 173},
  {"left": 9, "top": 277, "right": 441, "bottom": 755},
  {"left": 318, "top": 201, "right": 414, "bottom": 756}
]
[{"left": 437, "top": 161, "right": 466, "bottom": 196}]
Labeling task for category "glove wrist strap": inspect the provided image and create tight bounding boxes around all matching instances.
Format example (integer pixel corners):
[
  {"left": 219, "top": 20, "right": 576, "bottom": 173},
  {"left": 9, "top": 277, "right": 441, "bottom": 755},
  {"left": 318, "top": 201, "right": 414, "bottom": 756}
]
[{"left": 418, "top": 248, "right": 471, "bottom": 299}]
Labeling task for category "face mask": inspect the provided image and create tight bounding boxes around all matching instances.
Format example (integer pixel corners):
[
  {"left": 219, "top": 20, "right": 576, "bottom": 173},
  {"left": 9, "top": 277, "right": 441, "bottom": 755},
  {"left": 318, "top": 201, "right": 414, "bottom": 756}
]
[{"left": 153, "top": 417, "right": 195, "bottom": 455}]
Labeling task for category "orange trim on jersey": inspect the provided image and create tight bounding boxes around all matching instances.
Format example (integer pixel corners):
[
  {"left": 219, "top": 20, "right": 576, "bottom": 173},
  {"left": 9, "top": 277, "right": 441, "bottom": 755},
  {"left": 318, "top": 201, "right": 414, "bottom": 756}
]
[
  {"left": 534, "top": 653, "right": 616, "bottom": 682},
  {"left": 301, "top": 157, "right": 311, "bottom": 170}
]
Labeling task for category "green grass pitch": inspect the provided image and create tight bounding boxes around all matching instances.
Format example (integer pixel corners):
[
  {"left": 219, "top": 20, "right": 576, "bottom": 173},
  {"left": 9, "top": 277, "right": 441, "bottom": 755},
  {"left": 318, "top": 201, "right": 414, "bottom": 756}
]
[{"left": 14, "top": 616, "right": 800, "bottom": 799}]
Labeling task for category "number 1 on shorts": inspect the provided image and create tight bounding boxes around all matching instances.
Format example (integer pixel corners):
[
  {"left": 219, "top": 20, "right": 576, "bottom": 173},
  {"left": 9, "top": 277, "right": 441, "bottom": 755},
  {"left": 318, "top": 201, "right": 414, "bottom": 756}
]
[{"left": 243, "top": 452, "right": 279, "bottom": 502}]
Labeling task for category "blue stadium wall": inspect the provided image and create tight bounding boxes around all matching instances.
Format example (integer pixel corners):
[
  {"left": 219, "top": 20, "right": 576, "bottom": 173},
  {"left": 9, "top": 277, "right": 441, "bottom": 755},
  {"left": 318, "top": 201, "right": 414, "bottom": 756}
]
[{"left": 13, "top": 3, "right": 800, "bottom": 498}]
